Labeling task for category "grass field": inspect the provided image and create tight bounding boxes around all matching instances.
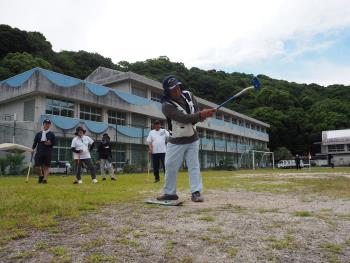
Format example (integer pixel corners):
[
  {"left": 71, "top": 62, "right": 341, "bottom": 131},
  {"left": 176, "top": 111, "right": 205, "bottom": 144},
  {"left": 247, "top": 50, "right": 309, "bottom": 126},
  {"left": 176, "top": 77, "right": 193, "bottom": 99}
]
[{"left": 1, "top": 167, "right": 350, "bottom": 262}]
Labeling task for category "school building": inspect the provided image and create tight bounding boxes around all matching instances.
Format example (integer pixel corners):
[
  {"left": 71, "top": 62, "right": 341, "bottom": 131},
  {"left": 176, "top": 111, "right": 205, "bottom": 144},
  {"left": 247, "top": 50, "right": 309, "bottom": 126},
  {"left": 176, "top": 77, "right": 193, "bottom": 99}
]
[{"left": 0, "top": 67, "right": 270, "bottom": 170}]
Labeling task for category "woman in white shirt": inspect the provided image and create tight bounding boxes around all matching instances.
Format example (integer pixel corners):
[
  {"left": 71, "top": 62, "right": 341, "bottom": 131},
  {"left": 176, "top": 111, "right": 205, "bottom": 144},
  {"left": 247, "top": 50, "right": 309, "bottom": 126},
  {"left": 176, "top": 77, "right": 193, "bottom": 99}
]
[{"left": 71, "top": 126, "right": 97, "bottom": 184}]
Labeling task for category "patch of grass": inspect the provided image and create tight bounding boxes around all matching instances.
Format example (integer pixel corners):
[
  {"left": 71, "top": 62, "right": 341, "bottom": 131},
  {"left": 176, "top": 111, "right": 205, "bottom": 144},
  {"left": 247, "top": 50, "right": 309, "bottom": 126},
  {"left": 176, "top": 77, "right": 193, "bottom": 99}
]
[
  {"left": 86, "top": 253, "right": 117, "bottom": 263},
  {"left": 224, "top": 247, "right": 238, "bottom": 258},
  {"left": 206, "top": 227, "right": 223, "bottom": 233},
  {"left": 82, "top": 238, "right": 105, "bottom": 251},
  {"left": 49, "top": 246, "right": 67, "bottom": 256},
  {"left": 1, "top": 168, "right": 350, "bottom": 238},
  {"left": 269, "top": 234, "right": 296, "bottom": 250},
  {"left": 165, "top": 240, "right": 177, "bottom": 256},
  {"left": 198, "top": 215, "right": 215, "bottom": 222},
  {"left": 10, "top": 251, "right": 33, "bottom": 259},
  {"left": 116, "top": 237, "right": 141, "bottom": 248},
  {"left": 199, "top": 235, "right": 221, "bottom": 244},
  {"left": 322, "top": 243, "right": 342, "bottom": 254},
  {"left": 133, "top": 231, "right": 147, "bottom": 238},
  {"left": 36, "top": 241, "right": 49, "bottom": 249},
  {"left": 294, "top": 211, "right": 312, "bottom": 217}
]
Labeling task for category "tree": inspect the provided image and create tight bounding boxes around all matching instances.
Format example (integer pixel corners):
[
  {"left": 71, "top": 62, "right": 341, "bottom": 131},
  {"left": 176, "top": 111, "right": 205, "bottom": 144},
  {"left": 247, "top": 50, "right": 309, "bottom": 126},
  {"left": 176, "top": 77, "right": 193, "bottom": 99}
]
[
  {"left": 274, "top": 147, "right": 293, "bottom": 161},
  {"left": 0, "top": 52, "right": 52, "bottom": 78}
]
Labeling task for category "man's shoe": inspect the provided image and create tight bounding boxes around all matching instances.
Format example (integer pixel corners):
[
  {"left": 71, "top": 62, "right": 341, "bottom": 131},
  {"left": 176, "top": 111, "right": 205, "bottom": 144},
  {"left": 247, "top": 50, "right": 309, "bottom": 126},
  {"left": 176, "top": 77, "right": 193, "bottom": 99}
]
[
  {"left": 111, "top": 177, "right": 116, "bottom": 181},
  {"left": 102, "top": 177, "right": 106, "bottom": 181},
  {"left": 73, "top": 180, "right": 83, "bottom": 184},
  {"left": 38, "top": 176, "right": 44, "bottom": 184},
  {"left": 92, "top": 179, "right": 98, "bottom": 184},
  {"left": 157, "top": 194, "right": 179, "bottom": 201},
  {"left": 42, "top": 180, "right": 47, "bottom": 184},
  {"left": 154, "top": 179, "right": 160, "bottom": 183},
  {"left": 191, "top": 191, "right": 204, "bottom": 202}
]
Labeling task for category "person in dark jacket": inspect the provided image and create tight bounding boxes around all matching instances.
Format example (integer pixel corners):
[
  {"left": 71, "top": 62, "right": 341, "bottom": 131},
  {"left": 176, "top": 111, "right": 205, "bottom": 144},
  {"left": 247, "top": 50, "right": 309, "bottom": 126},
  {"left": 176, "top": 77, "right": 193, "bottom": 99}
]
[
  {"left": 295, "top": 154, "right": 301, "bottom": 170},
  {"left": 97, "top": 133, "right": 115, "bottom": 181},
  {"left": 32, "top": 119, "right": 56, "bottom": 184},
  {"left": 157, "top": 76, "right": 216, "bottom": 202}
]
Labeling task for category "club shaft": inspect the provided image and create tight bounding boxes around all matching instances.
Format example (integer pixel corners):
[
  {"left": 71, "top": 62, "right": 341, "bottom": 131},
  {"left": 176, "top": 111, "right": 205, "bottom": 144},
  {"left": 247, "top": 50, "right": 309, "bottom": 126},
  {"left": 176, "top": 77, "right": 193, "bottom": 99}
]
[{"left": 216, "top": 86, "right": 254, "bottom": 109}]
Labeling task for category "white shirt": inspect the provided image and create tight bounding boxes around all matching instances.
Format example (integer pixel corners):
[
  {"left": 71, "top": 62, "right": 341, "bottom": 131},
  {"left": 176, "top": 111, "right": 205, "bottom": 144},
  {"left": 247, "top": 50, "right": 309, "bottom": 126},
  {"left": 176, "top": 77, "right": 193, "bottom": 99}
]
[
  {"left": 71, "top": 135, "right": 94, "bottom": 159},
  {"left": 146, "top": 129, "right": 169, "bottom": 154}
]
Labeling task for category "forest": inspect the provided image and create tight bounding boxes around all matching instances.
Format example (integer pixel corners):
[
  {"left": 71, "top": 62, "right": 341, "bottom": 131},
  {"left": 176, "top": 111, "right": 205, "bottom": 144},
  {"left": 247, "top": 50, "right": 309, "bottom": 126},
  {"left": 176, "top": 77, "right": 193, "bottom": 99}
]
[{"left": 1, "top": 24, "right": 350, "bottom": 155}]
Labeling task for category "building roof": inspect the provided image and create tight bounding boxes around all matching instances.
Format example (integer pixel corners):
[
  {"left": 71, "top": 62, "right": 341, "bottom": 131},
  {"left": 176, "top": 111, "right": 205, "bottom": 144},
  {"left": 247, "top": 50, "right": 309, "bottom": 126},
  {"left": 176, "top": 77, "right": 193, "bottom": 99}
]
[
  {"left": 0, "top": 67, "right": 270, "bottom": 129},
  {"left": 322, "top": 129, "right": 350, "bottom": 145},
  {"left": 86, "top": 67, "right": 270, "bottom": 127}
]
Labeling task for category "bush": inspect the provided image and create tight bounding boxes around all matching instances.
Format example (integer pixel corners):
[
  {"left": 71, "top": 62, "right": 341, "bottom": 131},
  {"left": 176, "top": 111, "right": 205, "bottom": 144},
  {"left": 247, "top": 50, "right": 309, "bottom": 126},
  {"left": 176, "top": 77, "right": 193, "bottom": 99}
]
[
  {"left": 122, "top": 164, "right": 136, "bottom": 174},
  {"left": 2, "top": 152, "right": 25, "bottom": 175}
]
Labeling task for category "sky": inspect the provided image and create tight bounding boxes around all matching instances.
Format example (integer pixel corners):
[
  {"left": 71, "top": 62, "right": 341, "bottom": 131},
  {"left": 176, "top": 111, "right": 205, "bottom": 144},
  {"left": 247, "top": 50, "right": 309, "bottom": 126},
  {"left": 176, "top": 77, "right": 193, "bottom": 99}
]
[{"left": 1, "top": 0, "right": 350, "bottom": 86}]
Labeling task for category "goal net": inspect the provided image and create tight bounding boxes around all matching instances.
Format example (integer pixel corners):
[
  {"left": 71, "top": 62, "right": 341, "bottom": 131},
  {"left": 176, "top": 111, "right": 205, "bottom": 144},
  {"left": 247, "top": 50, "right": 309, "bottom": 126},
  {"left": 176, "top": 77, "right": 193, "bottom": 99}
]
[{"left": 239, "top": 150, "right": 275, "bottom": 169}]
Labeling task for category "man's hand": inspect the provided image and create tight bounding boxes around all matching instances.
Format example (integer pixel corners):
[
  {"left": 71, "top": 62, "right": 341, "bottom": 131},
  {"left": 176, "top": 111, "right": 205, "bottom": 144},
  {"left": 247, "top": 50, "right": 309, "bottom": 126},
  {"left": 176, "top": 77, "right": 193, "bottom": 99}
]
[
  {"left": 44, "top": 140, "right": 52, "bottom": 146},
  {"left": 148, "top": 147, "right": 153, "bottom": 154},
  {"left": 200, "top": 108, "right": 217, "bottom": 119}
]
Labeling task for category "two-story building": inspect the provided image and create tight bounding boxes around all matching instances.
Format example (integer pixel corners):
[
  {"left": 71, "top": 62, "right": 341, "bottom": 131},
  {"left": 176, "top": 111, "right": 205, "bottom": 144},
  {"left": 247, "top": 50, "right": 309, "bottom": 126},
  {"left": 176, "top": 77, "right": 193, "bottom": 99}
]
[{"left": 0, "top": 67, "right": 270, "bottom": 169}]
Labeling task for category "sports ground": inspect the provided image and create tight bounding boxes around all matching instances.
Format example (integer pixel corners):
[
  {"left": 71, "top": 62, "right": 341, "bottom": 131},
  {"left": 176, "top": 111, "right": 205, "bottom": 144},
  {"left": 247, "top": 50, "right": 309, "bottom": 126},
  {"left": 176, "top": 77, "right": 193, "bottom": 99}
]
[{"left": 1, "top": 168, "right": 350, "bottom": 262}]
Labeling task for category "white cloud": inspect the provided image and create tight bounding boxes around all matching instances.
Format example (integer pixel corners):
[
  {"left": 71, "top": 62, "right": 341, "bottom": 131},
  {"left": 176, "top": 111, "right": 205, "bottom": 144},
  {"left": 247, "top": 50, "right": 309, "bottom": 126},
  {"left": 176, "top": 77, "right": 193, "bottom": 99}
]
[{"left": 1, "top": 0, "right": 350, "bottom": 84}]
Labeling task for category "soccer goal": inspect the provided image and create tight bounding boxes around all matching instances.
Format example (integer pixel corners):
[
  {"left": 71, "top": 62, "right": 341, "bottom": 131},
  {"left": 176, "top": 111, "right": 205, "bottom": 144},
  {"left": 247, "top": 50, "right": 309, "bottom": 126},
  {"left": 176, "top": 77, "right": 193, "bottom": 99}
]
[{"left": 251, "top": 150, "right": 274, "bottom": 169}]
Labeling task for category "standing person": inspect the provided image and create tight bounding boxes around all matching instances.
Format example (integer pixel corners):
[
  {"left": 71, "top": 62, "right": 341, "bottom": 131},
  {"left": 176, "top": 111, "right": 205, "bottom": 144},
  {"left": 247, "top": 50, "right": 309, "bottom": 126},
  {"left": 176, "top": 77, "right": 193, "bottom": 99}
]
[
  {"left": 97, "top": 133, "right": 116, "bottom": 181},
  {"left": 295, "top": 154, "right": 301, "bottom": 170},
  {"left": 71, "top": 126, "right": 98, "bottom": 184},
  {"left": 157, "top": 76, "right": 216, "bottom": 202},
  {"left": 147, "top": 120, "right": 169, "bottom": 183},
  {"left": 32, "top": 119, "right": 55, "bottom": 184}
]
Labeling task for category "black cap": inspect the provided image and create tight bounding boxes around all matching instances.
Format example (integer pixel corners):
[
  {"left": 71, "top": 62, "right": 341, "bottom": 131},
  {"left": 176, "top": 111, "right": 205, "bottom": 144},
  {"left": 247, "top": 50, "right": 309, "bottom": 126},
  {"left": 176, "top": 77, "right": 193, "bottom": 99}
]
[
  {"left": 43, "top": 119, "right": 51, "bottom": 124},
  {"left": 163, "top": 75, "right": 182, "bottom": 91}
]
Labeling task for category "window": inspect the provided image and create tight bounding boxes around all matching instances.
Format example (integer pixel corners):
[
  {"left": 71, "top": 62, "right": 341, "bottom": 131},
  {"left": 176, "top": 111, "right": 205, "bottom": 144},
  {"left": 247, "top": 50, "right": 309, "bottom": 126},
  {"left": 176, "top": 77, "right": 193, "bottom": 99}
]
[
  {"left": 24, "top": 99, "right": 35, "bottom": 121},
  {"left": 347, "top": 145, "right": 350, "bottom": 152},
  {"left": 231, "top": 118, "right": 237, "bottom": 124},
  {"left": 215, "top": 112, "right": 223, "bottom": 120},
  {"left": 131, "top": 86, "right": 147, "bottom": 98},
  {"left": 216, "top": 132, "right": 223, "bottom": 140},
  {"left": 46, "top": 97, "right": 74, "bottom": 118},
  {"left": 328, "top": 144, "right": 344, "bottom": 152},
  {"left": 131, "top": 113, "right": 147, "bottom": 128},
  {"left": 151, "top": 91, "right": 162, "bottom": 103},
  {"left": 52, "top": 137, "right": 73, "bottom": 161},
  {"left": 131, "top": 144, "right": 147, "bottom": 169},
  {"left": 206, "top": 130, "right": 214, "bottom": 139},
  {"left": 80, "top": 104, "right": 102, "bottom": 122},
  {"left": 108, "top": 110, "right": 126, "bottom": 125},
  {"left": 111, "top": 143, "right": 126, "bottom": 168},
  {"left": 224, "top": 115, "right": 231, "bottom": 122},
  {"left": 225, "top": 134, "right": 232, "bottom": 141},
  {"left": 197, "top": 128, "right": 204, "bottom": 138}
]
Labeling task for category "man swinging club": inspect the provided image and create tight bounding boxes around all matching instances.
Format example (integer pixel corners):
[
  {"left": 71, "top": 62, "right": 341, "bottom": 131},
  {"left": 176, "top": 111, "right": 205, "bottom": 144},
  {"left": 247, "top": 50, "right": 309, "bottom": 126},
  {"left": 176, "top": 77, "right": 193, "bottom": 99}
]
[{"left": 157, "top": 76, "right": 216, "bottom": 202}]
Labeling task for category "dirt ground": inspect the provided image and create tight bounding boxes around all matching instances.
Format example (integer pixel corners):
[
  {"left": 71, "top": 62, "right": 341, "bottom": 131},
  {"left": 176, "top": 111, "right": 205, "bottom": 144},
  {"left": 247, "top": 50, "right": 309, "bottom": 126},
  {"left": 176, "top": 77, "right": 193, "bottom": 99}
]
[{"left": 2, "top": 172, "right": 350, "bottom": 263}]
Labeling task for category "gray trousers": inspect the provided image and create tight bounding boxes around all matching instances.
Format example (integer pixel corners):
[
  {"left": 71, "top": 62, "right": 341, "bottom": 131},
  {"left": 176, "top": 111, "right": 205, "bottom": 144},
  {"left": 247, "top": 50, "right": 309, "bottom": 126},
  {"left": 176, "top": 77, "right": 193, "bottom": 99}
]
[{"left": 100, "top": 158, "right": 115, "bottom": 178}]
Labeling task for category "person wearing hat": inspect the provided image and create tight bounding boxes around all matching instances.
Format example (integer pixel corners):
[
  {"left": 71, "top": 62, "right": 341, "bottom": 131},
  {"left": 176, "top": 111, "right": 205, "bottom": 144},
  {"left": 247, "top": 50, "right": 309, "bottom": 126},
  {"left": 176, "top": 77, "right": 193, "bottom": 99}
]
[
  {"left": 32, "top": 119, "right": 56, "bottom": 184},
  {"left": 157, "top": 76, "right": 216, "bottom": 202},
  {"left": 71, "top": 126, "right": 97, "bottom": 184},
  {"left": 146, "top": 120, "right": 169, "bottom": 183},
  {"left": 97, "top": 133, "right": 116, "bottom": 181}
]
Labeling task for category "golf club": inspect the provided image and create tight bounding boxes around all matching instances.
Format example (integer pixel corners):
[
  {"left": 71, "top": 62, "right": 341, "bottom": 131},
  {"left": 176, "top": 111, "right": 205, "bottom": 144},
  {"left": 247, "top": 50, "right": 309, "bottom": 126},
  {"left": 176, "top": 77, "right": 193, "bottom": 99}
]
[
  {"left": 25, "top": 151, "right": 34, "bottom": 183},
  {"left": 216, "top": 76, "right": 260, "bottom": 109}
]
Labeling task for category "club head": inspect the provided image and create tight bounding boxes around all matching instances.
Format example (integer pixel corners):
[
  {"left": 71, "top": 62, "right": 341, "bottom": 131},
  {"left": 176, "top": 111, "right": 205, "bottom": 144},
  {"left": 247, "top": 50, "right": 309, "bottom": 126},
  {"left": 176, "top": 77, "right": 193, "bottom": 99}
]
[{"left": 252, "top": 76, "right": 260, "bottom": 90}]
